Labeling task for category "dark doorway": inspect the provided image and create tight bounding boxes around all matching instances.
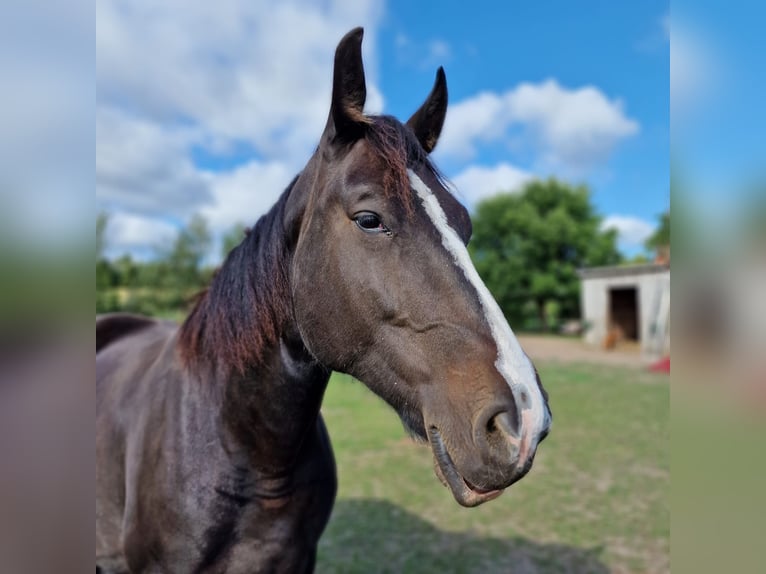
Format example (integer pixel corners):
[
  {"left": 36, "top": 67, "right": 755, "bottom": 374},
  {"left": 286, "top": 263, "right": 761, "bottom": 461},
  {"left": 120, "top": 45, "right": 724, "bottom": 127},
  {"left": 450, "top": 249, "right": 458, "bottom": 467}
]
[{"left": 609, "top": 287, "right": 639, "bottom": 341}]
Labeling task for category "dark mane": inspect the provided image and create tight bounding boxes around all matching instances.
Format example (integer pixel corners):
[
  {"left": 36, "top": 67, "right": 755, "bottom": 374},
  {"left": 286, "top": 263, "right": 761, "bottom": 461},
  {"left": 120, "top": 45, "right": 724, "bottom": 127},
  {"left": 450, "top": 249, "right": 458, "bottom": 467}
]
[{"left": 178, "top": 179, "right": 296, "bottom": 377}]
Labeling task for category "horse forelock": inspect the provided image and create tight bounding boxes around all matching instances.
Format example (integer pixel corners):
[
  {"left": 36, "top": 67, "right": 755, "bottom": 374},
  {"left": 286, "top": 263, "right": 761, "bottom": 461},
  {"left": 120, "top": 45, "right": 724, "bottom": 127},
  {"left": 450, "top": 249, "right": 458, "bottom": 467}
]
[{"left": 364, "top": 115, "right": 449, "bottom": 215}]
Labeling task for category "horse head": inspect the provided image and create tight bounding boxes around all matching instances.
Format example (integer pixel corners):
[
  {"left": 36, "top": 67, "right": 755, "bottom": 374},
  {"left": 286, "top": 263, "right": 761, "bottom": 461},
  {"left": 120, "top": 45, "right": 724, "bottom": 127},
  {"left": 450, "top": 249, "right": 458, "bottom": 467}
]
[{"left": 287, "top": 28, "right": 551, "bottom": 507}]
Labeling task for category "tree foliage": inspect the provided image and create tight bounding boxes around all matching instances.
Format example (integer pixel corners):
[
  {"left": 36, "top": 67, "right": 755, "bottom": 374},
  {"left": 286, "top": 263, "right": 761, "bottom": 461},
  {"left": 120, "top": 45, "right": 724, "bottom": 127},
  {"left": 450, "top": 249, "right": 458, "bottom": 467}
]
[
  {"left": 96, "top": 213, "right": 216, "bottom": 314},
  {"left": 644, "top": 211, "right": 670, "bottom": 252},
  {"left": 156, "top": 214, "right": 212, "bottom": 289},
  {"left": 96, "top": 212, "right": 114, "bottom": 294},
  {"left": 469, "top": 179, "right": 621, "bottom": 330}
]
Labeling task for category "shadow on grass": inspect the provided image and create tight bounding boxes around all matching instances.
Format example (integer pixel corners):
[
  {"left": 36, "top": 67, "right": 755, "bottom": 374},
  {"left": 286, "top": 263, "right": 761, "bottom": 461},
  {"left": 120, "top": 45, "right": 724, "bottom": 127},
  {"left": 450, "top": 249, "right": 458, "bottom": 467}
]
[{"left": 318, "top": 499, "right": 609, "bottom": 574}]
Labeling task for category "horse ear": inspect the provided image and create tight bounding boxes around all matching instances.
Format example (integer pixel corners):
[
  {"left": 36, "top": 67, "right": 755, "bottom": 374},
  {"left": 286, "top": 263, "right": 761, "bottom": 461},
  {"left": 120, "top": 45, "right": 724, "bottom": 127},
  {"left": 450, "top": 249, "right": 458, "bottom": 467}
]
[
  {"left": 406, "top": 67, "right": 448, "bottom": 153},
  {"left": 326, "top": 27, "right": 369, "bottom": 143}
]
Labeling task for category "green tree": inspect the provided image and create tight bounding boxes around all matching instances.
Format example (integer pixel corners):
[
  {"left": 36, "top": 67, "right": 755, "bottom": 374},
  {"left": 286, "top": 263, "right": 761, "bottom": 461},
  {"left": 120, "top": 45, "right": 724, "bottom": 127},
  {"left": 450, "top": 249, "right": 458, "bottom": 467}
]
[
  {"left": 96, "top": 211, "right": 120, "bottom": 312},
  {"left": 96, "top": 212, "right": 114, "bottom": 292},
  {"left": 158, "top": 214, "right": 212, "bottom": 289},
  {"left": 469, "top": 179, "right": 621, "bottom": 331},
  {"left": 112, "top": 254, "right": 139, "bottom": 287},
  {"left": 625, "top": 253, "right": 650, "bottom": 265},
  {"left": 644, "top": 211, "right": 670, "bottom": 253}
]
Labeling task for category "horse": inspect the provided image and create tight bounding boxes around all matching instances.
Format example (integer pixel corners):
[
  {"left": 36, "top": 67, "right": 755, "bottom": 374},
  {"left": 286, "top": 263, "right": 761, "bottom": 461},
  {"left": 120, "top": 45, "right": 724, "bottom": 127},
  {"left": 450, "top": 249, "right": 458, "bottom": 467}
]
[{"left": 96, "top": 27, "right": 551, "bottom": 573}]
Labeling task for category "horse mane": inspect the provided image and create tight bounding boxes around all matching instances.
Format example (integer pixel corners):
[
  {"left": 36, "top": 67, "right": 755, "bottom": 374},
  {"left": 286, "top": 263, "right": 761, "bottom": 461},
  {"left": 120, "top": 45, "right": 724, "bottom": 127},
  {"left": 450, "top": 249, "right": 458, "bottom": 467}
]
[
  {"left": 178, "top": 179, "right": 295, "bottom": 377},
  {"left": 178, "top": 116, "right": 440, "bottom": 377}
]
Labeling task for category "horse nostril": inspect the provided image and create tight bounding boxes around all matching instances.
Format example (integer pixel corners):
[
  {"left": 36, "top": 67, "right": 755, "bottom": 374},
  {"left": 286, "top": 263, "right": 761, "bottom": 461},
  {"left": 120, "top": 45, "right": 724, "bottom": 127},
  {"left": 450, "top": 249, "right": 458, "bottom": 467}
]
[{"left": 488, "top": 410, "right": 519, "bottom": 440}]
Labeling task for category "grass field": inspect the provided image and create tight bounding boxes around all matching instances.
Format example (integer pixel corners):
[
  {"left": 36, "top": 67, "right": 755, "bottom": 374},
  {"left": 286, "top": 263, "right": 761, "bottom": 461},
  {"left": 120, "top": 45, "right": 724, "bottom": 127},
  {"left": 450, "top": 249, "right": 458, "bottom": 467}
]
[{"left": 317, "top": 363, "right": 669, "bottom": 574}]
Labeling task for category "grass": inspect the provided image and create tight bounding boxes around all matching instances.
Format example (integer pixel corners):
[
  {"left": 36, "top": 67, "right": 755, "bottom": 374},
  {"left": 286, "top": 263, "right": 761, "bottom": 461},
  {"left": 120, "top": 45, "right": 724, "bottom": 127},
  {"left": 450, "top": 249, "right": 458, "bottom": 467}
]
[{"left": 317, "top": 363, "right": 669, "bottom": 574}]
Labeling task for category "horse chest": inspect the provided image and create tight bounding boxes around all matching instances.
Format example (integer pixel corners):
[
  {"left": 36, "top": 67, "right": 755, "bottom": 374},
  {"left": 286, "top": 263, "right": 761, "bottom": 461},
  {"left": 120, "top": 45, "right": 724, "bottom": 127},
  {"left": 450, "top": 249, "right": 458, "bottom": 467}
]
[
  {"left": 120, "top": 421, "right": 336, "bottom": 573},
  {"left": 122, "top": 476, "right": 335, "bottom": 574}
]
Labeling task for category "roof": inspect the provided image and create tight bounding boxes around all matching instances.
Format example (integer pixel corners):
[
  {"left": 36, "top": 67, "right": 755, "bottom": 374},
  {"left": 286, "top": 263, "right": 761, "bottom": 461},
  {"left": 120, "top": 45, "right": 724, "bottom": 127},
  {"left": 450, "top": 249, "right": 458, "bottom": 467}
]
[{"left": 577, "top": 262, "right": 670, "bottom": 280}]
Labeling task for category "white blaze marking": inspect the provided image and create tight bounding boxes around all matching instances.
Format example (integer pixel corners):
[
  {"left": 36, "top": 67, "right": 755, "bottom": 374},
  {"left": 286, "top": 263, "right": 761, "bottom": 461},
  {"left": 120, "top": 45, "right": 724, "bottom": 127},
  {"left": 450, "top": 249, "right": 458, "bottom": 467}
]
[{"left": 408, "top": 170, "right": 551, "bottom": 455}]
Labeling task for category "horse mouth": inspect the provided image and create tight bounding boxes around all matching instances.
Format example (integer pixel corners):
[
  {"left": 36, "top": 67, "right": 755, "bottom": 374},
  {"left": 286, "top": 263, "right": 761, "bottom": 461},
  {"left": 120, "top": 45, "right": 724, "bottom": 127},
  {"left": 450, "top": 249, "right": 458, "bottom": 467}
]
[{"left": 427, "top": 426, "right": 505, "bottom": 507}]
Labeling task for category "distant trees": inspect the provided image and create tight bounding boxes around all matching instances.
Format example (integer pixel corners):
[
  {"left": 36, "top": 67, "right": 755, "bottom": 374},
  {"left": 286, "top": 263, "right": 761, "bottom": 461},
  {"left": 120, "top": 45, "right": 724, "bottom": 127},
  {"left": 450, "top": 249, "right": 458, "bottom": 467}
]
[
  {"left": 645, "top": 211, "right": 670, "bottom": 254},
  {"left": 96, "top": 212, "right": 118, "bottom": 311},
  {"left": 96, "top": 213, "right": 218, "bottom": 316},
  {"left": 469, "top": 179, "right": 622, "bottom": 331},
  {"left": 156, "top": 214, "right": 212, "bottom": 289}
]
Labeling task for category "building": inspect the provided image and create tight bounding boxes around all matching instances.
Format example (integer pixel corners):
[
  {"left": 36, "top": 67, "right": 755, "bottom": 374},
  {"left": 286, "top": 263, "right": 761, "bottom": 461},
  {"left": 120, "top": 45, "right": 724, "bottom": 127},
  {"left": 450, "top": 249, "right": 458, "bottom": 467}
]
[{"left": 578, "top": 263, "right": 670, "bottom": 358}]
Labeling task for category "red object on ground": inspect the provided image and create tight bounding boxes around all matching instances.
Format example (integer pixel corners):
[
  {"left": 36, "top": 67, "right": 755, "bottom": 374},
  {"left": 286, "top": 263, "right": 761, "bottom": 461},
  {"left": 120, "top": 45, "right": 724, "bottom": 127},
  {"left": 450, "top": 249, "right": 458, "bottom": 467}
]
[{"left": 649, "top": 356, "right": 670, "bottom": 373}]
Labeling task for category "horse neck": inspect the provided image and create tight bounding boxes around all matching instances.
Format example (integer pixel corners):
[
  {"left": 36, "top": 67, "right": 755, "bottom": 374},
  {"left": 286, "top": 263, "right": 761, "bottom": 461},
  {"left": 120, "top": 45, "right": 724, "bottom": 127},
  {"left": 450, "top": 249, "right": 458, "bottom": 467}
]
[
  {"left": 218, "top": 329, "right": 330, "bottom": 478},
  {"left": 179, "top": 174, "right": 330, "bottom": 477}
]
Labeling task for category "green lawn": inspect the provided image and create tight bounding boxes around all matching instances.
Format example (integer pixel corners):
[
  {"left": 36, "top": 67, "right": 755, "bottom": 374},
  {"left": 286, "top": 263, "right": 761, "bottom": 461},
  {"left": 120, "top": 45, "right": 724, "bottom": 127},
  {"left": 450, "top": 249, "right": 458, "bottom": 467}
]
[{"left": 317, "top": 363, "right": 669, "bottom": 574}]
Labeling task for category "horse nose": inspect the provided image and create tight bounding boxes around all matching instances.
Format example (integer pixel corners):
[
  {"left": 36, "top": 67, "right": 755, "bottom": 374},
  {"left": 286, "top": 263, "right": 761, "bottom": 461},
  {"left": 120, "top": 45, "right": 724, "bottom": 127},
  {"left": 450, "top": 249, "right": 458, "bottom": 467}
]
[
  {"left": 489, "top": 410, "right": 519, "bottom": 440},
  {"left": 476, "top": 406, "right": 522, "bottom": 464}
]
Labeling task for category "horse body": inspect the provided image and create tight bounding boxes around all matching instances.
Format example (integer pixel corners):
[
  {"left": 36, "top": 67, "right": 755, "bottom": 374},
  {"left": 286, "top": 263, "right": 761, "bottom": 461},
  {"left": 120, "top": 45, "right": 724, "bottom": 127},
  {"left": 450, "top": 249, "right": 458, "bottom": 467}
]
[
  {"left": 97, "top": 28, "right": 551, "bottom": 572},
  {"left": 97, "top": 314, "right": 336, "bottom": 573}
]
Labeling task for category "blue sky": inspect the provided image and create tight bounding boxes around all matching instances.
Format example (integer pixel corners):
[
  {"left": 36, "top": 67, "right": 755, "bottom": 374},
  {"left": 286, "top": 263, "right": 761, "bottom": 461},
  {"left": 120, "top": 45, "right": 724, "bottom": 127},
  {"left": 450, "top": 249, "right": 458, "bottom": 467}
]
[
  {"left": 97, "top": 0, "right": 670, "bottom": 260},
  {"left": 673, "top": 0, "right": 766, "bottom": 218}
]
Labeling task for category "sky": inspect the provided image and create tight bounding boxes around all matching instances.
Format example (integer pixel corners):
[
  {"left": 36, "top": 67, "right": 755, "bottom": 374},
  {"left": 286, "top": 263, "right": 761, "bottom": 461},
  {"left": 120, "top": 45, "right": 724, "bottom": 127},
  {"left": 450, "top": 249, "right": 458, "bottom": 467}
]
[
  {"left": 96, "top": 0, "right": 671, "bottom": 261},
  {"left": 672, "top": 0, "right": 766, "bottom": 234}
]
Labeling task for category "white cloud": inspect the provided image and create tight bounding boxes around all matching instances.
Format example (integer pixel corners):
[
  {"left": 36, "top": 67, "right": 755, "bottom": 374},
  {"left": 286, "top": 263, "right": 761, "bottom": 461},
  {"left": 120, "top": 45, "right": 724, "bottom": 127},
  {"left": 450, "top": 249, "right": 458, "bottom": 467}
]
[
  {"left": 97, "top": 108, "right": 299, "bottom": 255},
  {"left": 450, "top": 163, "right": 534, "bottom": 205},
  {"left": 96, "top": 0, "right": 388, "bottom": 259},
  {"left": 393, "top": 33, "right": 451, "bottom": 70},
  {"left": 437, "top": 79, "right": 639, "bottom": 173},
  {"left": 434, "top": 91, "right": 508, "bottom": 159},
  {"left": 97, "top": 108, "right": 212, "bottom": 217},
  {"left": 106, "top": 212, "right": 178, "bottom": 254},
  {"left": 201, "top": 161, "right": 294, "bottom": 233},
  {"left": 101, "top": 156, "right": 297, "bottom": 258},
  {"left": 97, "top": 0, "right": 384, "bottom": 160},
  {"left": 426, "top": 39, "right": 451, "bottom": 63},
  {"left": 602, "top": 215, "right": 655, "bottom": 249},
  {"left": 95, "top": 4, "right": 644, "bottom": 264}
]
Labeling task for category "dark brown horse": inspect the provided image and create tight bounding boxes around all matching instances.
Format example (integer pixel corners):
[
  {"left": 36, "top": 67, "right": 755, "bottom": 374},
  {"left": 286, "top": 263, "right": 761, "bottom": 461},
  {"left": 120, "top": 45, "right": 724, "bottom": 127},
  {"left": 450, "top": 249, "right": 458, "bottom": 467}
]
[{"left": 96, "top": 28, "right": 551, "bottom": 573}]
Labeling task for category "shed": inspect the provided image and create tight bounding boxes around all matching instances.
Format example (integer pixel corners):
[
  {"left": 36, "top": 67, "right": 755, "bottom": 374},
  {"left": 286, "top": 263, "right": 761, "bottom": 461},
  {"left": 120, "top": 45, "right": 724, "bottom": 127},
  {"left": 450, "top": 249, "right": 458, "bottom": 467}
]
[{"left": 578, "top": 263, "right": 670, "bottom": 357}]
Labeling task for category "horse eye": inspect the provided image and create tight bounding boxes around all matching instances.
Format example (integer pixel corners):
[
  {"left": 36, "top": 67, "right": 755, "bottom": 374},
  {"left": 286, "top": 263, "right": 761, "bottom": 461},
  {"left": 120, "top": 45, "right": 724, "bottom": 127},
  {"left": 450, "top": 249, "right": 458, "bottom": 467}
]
[{"left": 354, "top": 212, "right": 386, "bottom": 233}]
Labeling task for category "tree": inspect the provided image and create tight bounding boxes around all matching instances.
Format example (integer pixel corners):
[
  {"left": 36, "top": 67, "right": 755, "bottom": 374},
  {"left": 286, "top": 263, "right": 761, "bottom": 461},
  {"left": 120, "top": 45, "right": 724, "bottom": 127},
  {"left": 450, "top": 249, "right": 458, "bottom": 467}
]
[
  {"left": 96, "top": 212, "right": 114, "bottom": 292},
  {"left": 158, "top": 214, "right": 212, "bottom": 289},
  {"left": 469, "top": 179, "right": 621, "bottom": 330},
  {"left": 644, "top": 211, "right": 670, "bottom": 253},
  {"left": 112, "top": 254, "right": 140, "bottom": 287},
  {"left": 96, "top": 211, "right": 121, "bottom": 312}
]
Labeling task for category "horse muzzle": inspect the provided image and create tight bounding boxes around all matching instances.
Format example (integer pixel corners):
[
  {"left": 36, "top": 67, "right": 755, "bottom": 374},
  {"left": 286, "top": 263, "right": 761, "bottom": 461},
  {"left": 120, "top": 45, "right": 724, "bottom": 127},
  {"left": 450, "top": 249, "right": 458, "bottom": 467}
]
[{"left": 426, "top": 407, "right": 550, "bottom": 507}]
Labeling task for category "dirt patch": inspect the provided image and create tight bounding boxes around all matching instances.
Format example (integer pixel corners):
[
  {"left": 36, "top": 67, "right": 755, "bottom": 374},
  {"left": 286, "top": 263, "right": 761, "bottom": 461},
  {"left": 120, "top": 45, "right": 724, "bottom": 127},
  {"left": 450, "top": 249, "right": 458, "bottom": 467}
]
[{"left": 518, "top": 335, "right": 646, "bottom": 368}]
